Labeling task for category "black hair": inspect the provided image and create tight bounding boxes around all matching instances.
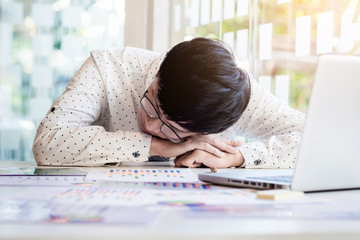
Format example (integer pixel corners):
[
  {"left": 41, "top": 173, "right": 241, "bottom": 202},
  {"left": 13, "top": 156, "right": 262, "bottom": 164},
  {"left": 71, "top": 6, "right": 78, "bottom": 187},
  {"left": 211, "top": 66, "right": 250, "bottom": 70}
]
[{"left": 157, "top": 37, "right": 251, "bottom": 134}]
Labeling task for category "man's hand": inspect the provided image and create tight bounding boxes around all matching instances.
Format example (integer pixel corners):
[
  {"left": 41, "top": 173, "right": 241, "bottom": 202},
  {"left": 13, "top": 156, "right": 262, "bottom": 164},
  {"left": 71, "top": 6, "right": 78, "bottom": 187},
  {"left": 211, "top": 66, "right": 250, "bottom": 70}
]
[
  {"left": 174, "top": 149, "right": 245, "bottom": 168},
  {"left": 150, "top": 134, "right": 242, "bottom": 159}
]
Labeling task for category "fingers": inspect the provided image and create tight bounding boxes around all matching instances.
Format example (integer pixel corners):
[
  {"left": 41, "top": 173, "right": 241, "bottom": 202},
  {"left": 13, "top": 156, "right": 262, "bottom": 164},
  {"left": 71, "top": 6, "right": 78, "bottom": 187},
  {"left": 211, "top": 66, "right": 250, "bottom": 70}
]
[
  {"left": 174, "top": 152, "right": 190, "bottom": 167},
  {"left": 153, "top": 135, "right": 243, "bottom": 162},
  {"left": 176, "top": 150, "right": 223, "bottom": 168},
  {"left": 196, "top": 142, "right": 226, "bottom": 157},
  {"left": 174, "top": 158, "right": 183, "bottom": 167},
  {"left": 191, "top": 135, "right": 241, "bottom": 155},
  {"left": 191, "top": 162, "right": 202, "bottom": 168},
  {"left": 199, "top": 158, "right": 222, "bottom": 168},
  {"left": 180, "top": 155, "right": 203, "bottom": 168},
  {"left": 174, "top": 150, "right": 202, "bottom": 168},
  {"left": 223, "top": 139, "right": 243, "bottom": 147},
  {"left": 171, "top": 135, "right": 243, "bottom": 164},
  {"left": 184, "top": 149, "right": 239, "bottom": 168},
  {"left": 213, "top": 140, "right": 240, "bottom": 154}
]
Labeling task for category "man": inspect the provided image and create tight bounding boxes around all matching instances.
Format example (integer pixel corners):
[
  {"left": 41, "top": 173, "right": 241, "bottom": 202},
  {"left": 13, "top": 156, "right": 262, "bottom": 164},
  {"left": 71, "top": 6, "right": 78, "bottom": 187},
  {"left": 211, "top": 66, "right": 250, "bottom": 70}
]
[{"left": 33, "top": 38, "right": 304, "bottom": 168}]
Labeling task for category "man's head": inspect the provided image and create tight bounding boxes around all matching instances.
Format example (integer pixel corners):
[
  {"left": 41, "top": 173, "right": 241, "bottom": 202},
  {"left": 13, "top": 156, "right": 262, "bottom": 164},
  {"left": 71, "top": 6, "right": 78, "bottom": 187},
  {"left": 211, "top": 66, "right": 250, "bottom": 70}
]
[
  {"left": 157, "top": 37, "right": 251, "bottom": 135},
  {"left": 138, "top": 37, "right": 251, "bottom": 142}
]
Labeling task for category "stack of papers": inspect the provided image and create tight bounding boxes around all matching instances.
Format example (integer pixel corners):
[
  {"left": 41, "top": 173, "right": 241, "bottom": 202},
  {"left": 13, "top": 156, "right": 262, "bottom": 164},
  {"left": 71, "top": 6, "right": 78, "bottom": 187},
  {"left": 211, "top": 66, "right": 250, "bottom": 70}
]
[{"left": 1, "top": 167, "right": 359, "bottom": 225}]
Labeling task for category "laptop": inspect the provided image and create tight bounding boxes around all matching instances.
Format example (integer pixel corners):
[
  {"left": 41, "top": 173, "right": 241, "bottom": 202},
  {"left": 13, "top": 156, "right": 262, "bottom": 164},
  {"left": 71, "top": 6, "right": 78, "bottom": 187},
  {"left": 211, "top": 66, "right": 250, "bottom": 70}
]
[{"left": 199, "top": 54, "right": 360, "bottom": 192}]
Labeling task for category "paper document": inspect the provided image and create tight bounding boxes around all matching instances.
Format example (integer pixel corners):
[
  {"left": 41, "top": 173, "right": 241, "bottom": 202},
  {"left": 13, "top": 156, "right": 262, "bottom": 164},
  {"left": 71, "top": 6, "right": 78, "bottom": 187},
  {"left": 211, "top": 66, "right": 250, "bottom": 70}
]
[
  {"left": 0, "top": 200, "right": 161, "bottom": 225},
  {"left": 0, "top": 176, "right": 93, "bottom": 187},
  {"left": 52, "top": 188, "right": 149, "bottom": 206},
  {"left": 91, "top": 181, "right": 212, "bottom": 190},
  {"left": 85, "top": 168, "right": 198, "bottom": 182}
]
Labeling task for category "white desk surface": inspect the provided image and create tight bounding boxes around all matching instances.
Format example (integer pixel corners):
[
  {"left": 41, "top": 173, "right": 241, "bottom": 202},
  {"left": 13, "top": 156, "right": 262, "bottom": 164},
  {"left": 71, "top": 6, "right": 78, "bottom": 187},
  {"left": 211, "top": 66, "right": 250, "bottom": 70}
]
[{"left": 1, "top": 160, "right": 360, "bottom": 240}]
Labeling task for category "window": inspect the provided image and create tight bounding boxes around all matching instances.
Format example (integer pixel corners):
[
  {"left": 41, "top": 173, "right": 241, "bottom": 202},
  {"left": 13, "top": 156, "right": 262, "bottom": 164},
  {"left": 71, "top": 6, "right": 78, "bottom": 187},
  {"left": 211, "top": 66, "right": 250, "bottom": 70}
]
[
  {"left": 0, "top": 0, "right": 125, "bottom": 160},
  {"left": 1, "top": 0, "right": 359, "bottom": 161}
]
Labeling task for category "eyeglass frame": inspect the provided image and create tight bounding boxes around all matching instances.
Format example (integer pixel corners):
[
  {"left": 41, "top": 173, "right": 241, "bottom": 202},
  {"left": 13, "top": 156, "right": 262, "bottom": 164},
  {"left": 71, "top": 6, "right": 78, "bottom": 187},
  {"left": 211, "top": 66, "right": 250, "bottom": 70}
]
[{"left": 140, "top": 90, "right": 184, "bottom": 143}]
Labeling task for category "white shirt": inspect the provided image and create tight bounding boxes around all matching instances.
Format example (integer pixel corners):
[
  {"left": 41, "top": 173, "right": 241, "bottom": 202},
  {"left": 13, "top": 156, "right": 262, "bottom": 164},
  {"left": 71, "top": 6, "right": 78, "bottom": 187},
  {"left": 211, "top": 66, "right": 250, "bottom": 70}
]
[{"left": 33, "top": 47, "right": 305, "bottom": 168}]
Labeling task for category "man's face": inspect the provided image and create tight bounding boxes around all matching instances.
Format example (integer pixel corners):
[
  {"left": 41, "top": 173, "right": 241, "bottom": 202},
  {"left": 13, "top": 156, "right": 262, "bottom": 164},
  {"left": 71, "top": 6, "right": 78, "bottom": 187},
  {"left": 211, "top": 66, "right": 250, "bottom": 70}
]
[{"left": 137, "top": 81, "right": 197, "bottom": 142}]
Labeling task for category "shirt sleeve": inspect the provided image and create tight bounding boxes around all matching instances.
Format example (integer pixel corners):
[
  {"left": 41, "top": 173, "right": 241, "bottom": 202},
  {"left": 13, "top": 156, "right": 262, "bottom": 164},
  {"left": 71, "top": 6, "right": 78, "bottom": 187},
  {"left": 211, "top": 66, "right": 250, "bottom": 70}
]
[
  {"left": 32, "top": 55, "right": 152, "bottom": 166},
  {"left": 234, "top": 79, "right": 305, "bottom": 169}
]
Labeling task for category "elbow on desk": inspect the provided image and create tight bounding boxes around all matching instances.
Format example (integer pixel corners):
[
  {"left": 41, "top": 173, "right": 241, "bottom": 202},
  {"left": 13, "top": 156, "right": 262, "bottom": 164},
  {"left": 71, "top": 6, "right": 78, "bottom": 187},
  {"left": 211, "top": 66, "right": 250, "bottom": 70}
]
[
  {"left": 32, "top": 135, "right": 57, "bottom": 166},
  {"left": 32, "top": 141, "right": 48, "bottom": 166}
]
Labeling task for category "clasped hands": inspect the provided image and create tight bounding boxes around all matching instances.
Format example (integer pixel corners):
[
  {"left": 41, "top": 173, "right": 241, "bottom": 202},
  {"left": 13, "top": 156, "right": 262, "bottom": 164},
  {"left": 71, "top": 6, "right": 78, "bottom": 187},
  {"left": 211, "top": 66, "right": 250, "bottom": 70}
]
[{"left": 150, "top": 134, "right": 244, "bottom": 168}]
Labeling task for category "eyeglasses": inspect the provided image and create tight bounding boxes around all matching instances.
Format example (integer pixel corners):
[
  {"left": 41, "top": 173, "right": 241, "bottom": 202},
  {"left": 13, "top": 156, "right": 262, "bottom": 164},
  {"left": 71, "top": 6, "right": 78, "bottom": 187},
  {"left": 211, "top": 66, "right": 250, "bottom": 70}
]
[{"left": 140, "top": 91, "right": 183, "bottom": 143}]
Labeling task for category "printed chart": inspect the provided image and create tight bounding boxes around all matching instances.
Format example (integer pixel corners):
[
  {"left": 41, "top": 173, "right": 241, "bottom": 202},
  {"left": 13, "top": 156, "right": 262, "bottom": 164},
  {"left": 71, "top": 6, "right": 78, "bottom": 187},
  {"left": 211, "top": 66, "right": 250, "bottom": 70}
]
[
  {"left": 91, "top": 181, "right": 212, "bottom": 190},
  {"left": 0, "top": 176, "right": 94, "bottom": 187},
  {"left": 0, "top": 200, "right": 161, "bottom": 225},
  {"left": 53, "top": 188, "right": 148, "bottom": 205},
  {"left": 86, "top": 168, "right": 198, "bottom": 182}
]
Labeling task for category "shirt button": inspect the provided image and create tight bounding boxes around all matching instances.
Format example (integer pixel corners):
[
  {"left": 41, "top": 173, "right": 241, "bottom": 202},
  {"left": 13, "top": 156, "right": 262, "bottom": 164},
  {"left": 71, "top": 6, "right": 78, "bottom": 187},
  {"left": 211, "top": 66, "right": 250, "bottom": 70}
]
[
  {"left": 254, "top": 159, "right": 261, "bottom": 165},
  {"left": 132, "top": 151, "right": 140, "bottom": 158}
]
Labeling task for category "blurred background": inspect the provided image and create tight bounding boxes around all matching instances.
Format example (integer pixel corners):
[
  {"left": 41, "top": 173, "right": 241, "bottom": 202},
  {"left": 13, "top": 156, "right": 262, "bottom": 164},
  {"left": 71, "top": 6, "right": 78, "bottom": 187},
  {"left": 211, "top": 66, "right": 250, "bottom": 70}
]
[{"left": 0, "top": 0, "right": 359, "bottom": 162}]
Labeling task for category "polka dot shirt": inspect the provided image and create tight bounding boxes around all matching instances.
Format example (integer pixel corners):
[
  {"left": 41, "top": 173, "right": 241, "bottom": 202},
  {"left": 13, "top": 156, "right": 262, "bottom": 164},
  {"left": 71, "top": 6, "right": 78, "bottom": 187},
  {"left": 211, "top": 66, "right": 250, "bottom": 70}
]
[
  {"left": 217, "top": 79, "right": 305, "bottom": 168},
  {"left": 33, "top": 47, "right": 163, "bottom": 166},
  {"left": 33, "top": 47, "right": 305, "bottom": 168}
]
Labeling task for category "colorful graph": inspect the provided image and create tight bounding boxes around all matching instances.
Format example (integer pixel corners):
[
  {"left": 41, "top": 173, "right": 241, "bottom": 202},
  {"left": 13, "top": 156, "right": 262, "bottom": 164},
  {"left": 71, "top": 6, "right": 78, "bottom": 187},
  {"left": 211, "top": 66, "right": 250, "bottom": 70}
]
[
  {"left": 92, "top": 181, "right": 212, "bottom": 190},
  {"left": 85, "top": 168, "right": 198, "bottom": 182},
  {"left": 54, "top": 188, "right": 143, "bottom": 203},
  {"left": 109, "top": 169, "right": 183, "bottom": 179},
  {"left": 158, "top": 200, "right": 205, "bottom": 207},
  {"left": 0, "top": 200, "right": 161, "bottom": 225},
  {"left": 0, "top": 175, "right": 94, "bottom": 187}
]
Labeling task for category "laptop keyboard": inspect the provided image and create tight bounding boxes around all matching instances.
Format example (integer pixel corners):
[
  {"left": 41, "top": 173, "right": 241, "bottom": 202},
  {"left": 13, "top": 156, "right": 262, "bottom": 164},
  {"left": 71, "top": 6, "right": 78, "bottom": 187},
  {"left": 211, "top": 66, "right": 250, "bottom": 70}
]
[{"left": 247, "top": 175, "right": 293, "bottom": 183}]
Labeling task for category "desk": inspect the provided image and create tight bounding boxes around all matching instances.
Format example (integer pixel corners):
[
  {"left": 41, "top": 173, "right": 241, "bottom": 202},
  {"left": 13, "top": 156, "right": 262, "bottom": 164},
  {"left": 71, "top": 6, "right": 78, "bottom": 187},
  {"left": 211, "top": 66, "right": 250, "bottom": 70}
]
[{"left": 1, "top": 160, "right": 360, "bottom": 240}]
